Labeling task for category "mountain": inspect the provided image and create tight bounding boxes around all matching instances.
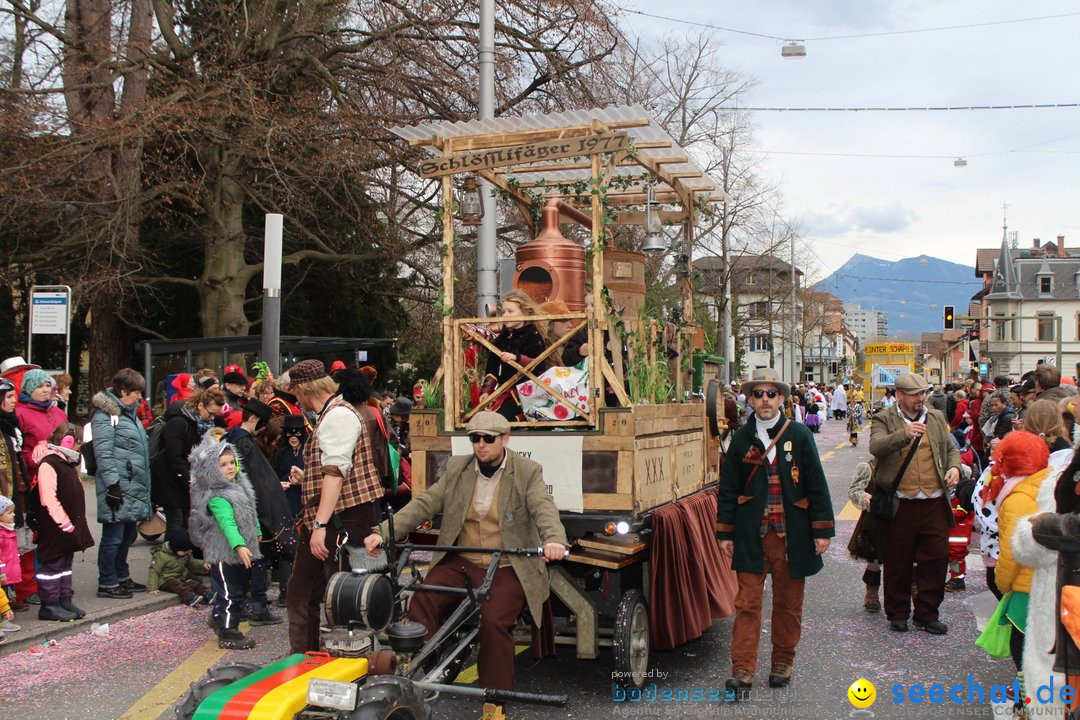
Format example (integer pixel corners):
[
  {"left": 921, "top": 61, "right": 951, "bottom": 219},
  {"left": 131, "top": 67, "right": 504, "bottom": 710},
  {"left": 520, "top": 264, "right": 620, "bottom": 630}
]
[{"left": 817, "top": 253, "right": 983, "bottom": 338}]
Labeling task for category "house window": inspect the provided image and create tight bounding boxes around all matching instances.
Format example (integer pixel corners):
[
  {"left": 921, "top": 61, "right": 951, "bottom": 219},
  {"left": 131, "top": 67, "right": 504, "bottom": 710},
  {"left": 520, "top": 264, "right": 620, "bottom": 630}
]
[
  {"left": 994, "top": 319, "right": 1005, "bottom": 341},
  {"left": 1037, "top": 314, "right": 1056, "bottom": 341},
  {"left": 745, "top": 272, "right": 756, "bottom": 286},
  {"left": 748, "top": 301, "right": 768, "bottom": 318},
  {"left": 748, "top": 335, "right": 772, "bottom": 352},
  {"left": 1040, "top": 276, "right": 1053, "bottom": 294}
]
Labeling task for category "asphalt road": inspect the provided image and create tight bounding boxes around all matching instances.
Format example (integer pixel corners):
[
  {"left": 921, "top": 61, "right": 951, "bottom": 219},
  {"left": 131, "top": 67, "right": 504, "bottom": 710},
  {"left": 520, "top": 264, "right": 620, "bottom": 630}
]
[{"left": 1, "top": 415, "right": 1018, "bottom": 720}]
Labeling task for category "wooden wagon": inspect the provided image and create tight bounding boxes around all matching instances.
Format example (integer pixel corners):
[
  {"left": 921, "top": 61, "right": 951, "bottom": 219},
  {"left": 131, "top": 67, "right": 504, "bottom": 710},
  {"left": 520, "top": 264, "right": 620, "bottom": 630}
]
[{"left": 388, "top": 106, "right": 737, "bottom": 686}]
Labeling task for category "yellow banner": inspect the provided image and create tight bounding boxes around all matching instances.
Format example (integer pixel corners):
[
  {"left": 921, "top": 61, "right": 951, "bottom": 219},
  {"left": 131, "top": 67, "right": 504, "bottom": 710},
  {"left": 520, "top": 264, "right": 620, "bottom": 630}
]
[{"left": 864, "top": 342, "right": 914, "bottom": 355}]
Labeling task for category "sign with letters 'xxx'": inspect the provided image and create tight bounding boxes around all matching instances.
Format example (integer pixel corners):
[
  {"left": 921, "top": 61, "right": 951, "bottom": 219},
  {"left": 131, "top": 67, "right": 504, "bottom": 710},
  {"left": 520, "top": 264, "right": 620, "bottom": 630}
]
[{"left": 419, "top": 133, "right": 629, "bottom": 178}]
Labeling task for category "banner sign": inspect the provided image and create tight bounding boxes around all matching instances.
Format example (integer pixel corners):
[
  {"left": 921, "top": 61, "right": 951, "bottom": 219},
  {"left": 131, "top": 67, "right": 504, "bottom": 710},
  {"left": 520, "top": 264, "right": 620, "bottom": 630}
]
[
  {"left": 864, "top": 342, "right": 915, "bottom": 355},
  {"left": 419, "top": 132, "right": 629, "bottom": 178},
  {"left": 871, "top": 364, "right": 911, "bottom": 388},
  {"left": 451, "top": 434, "right": 584, "bottom": 513}
]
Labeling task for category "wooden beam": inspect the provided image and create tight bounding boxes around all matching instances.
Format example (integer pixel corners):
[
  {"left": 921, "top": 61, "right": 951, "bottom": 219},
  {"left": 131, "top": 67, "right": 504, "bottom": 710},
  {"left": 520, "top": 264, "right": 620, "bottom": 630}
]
[
  {"left": 493, "top": 155, "right": 688, "bottom": 175},
  {"left": 475, "top": 168, "right": 536, "bottom": 233},
  {"left": 408, "top": 119, "right": 649, "bottom": 151},
  {"left": 440, "top": 147, "right": 456, "bottom": 432},
  {"left": 609, "top": 210, "right": 689, "bottom": 225}
]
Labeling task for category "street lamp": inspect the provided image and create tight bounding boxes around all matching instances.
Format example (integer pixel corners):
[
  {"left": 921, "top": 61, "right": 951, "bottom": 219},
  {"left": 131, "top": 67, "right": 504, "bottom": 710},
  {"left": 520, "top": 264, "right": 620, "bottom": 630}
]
[{"left": 781, "top": 41, "right": 806, "bottom": 58}]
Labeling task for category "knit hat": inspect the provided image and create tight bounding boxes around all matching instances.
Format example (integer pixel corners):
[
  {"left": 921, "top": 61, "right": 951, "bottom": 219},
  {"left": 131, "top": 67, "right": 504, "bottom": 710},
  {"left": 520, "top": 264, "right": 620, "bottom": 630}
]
[
  {"left": 0, "top": 495, "right": 13, "bottom": 515},
  {"left": 289, "top": 359, "right": 328, "bottom": 385},
  {"left": 21, "top": 368, "right": 54, "bottom": 394},
  {"left": 222, "top": 371, "right": 248, "bottom": 386},
  {"left": 166, "top": 527, "right": 194, "bottom": 552}
]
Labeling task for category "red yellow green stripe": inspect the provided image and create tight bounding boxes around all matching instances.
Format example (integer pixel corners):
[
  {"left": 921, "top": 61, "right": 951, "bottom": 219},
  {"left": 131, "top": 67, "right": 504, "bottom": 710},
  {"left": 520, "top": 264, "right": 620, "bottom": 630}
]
[
  {"left": 220, "top": 653, "right": 338, "bottom": 720},
  {"left": 247, "top": 657, "right": 369, "bottom": 720},
  {"left": 192, "top": 654, "right": 307, "bottom": 720}
]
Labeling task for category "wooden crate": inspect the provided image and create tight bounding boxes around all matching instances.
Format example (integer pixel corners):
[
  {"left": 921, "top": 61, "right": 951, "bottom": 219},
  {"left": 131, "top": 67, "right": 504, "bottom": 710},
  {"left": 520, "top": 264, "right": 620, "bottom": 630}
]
[{"left": 405, "top": 404, "right": 709, "bottom": 515}]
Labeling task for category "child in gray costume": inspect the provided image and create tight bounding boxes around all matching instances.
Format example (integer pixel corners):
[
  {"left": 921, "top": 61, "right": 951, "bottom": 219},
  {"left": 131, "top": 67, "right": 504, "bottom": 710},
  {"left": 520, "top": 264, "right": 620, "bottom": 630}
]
[{"left": 188, "top": 431, "right": 263, "bottom": 649}]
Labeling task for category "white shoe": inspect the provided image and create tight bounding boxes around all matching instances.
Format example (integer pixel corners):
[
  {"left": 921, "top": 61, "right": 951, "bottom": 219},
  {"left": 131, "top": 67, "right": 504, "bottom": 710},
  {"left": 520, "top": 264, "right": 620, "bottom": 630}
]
[{"left": 0, "top": 620, "right": 20, "bottom": 632}]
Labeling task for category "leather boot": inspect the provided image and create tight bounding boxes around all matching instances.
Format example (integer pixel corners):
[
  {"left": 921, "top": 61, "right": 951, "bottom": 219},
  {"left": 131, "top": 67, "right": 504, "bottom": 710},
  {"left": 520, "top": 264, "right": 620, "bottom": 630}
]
[
  {"left": 863, "top": 584, "right": 881, "bottom": 614},
  {"left": 39, "top": 604, "right": 78, "bottom": 622}
]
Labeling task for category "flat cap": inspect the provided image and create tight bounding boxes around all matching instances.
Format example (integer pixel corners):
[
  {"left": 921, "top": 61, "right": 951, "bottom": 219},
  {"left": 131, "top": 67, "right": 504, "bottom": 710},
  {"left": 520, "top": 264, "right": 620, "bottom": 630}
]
[
  {"left": 895, "top": 373, "right": 930, "bottom": 394},
  {"left": 465, "top": 411, "right": 511, "bottom": 435},
  {"left": 289, "top": 359, "right": 328, "bottom": 385}
]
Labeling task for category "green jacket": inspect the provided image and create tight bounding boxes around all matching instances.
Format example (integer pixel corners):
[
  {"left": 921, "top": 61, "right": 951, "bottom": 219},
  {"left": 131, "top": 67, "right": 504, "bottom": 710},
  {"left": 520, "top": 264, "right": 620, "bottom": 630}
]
[
  {"left": 716, "top": 416, "right": 835, "bottom": 578},
  {"left": 378, "top": 450, "right": 568, "bottom": 627},
  {"left": 147, "top": 543, "right": 205, "bottom": 591}
]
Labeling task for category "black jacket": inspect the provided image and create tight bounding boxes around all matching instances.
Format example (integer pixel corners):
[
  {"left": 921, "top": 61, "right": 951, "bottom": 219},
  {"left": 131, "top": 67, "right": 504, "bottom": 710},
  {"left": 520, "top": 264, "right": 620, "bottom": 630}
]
[{"left": 153, "top": 402, "right": 199, "bottom": 508}]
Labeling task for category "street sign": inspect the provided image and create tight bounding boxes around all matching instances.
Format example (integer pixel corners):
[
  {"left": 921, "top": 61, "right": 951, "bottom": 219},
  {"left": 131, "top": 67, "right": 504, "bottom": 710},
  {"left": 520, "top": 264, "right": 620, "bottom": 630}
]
[
  {"left": 27, "top": 284, "right": 72, "bottom": 375},
  {"left": 1044, "top": 355, "right": 1057, "bottom": 367},
  {"left": 979, "top": 362, "right": 989, "bottom": 375},
  {"left": 30, "top": 288, "right": 69, "bottom": 334},
  {"left": 419, "top": 132, "right": 629, "bottom": 178}
]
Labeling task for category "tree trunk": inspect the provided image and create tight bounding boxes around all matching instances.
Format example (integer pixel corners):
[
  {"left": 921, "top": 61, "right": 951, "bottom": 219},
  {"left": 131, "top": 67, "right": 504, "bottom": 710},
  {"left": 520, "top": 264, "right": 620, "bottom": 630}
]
[
  {"left": 88, "top": 296, "right": 131, "bottom": 394},
  {"left": 200, "top": 150, "right": 256, "bottom": 338}
]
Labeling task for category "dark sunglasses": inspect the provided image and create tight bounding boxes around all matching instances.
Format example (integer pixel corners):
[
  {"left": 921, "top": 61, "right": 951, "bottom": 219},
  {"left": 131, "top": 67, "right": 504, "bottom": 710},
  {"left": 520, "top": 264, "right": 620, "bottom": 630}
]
[
  {"left": 752, "top": 389, "right": 779, "bottom": 399},
  {"left": 468, "top": 433, "right": 500, "bottom": 444}
]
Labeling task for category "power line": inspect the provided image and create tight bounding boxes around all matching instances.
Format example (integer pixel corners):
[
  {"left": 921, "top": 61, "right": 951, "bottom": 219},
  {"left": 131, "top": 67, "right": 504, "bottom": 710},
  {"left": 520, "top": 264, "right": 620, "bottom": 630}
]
[
  {"left": 829, "top": 272, "right": 979, "bottom": 285},
  {"left": 718, "top": 103, "right": 1080, "bottom": 112},
  {"left": 622, "top": 8, "right": 1080, "bottom": 43}
]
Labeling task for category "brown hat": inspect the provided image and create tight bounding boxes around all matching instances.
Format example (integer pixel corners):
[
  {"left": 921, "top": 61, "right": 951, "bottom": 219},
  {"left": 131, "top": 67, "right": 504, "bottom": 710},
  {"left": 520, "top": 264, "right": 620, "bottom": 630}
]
[
  {"left": 465, "top": 411, "right": 511, "bottom": 435},
  {"left": 288, "top": 359, "right": 328, "bottom": 385},
  {"left": 539, "top": 299, "right": 570, "bottom": 315},
  {"left": 895, "top": 373, "right": 930, "bottom": 394}
]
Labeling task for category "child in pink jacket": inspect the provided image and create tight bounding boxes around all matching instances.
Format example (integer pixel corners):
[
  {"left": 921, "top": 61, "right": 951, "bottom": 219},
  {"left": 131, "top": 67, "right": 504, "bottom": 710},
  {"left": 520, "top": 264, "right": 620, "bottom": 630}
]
[{"left": 0, "top": 495, "right": 22, "bottom": 600}]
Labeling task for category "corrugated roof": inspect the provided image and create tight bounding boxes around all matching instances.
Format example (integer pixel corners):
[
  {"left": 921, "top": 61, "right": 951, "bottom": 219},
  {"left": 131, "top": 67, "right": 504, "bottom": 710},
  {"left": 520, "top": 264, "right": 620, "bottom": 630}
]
[{"left": 389, "top": 105, "right": 723, "bottom": 203}]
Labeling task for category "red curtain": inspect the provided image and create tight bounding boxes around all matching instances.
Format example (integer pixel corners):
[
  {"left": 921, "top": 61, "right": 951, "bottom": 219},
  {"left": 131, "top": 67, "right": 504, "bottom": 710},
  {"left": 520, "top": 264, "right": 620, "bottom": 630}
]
[{"left": 648, "top": 488, "right": 737, "bottom": 650}]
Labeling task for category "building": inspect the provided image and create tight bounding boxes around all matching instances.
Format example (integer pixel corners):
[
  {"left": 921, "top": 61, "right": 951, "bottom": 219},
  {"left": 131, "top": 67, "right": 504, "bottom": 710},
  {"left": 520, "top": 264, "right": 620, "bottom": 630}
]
[
  {"left": 696, "top": 254, "right": 856, "bottom": 384},
  {"left": 974, "top": 233, "right": 1080, "bottom": 378},
  {"left": 842, "top": 303, "right": 888, "bottom": 346},
  {"left": 696, "top": 254, "right": 803, "bottom": 381},
  {"left": 919, "top": 329, "right": 966, "bottom": 384}
]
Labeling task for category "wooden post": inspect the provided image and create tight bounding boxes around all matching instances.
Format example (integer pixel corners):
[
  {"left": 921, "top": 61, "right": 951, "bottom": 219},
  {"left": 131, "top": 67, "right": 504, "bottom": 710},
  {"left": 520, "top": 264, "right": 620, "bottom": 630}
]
[
  {"left": 440, "top": 142, "right": 456, "bottom": 432},
  {"left": 590, "top": 145, "right": 604, "bottom": 426}
]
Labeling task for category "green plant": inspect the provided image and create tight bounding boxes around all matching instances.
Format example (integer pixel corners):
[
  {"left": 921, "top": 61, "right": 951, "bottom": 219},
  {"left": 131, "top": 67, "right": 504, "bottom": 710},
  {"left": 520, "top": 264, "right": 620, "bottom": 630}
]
[
  {"left": 417, "top": 378, "right": 442, "bottom": 409},
  {"left": 622, "top": 309, "right": 675, "bottom": 405}
]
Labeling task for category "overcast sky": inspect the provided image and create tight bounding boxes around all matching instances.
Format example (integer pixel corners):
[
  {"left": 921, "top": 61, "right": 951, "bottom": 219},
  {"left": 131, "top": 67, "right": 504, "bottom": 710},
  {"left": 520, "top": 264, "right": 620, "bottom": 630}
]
[{"left": 620, "top": 1, "right": 1080, "bottom": 276}]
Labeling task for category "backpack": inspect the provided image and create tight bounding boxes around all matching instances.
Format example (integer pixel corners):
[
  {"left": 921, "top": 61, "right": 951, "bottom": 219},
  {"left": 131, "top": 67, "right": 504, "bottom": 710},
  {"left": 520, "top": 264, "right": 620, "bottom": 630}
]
[
  {"left": 82, "top": 440, "right": 98, "bottom": 476},
  {"left": 146, "top": 414, "right": 167, "bottom": 471}
]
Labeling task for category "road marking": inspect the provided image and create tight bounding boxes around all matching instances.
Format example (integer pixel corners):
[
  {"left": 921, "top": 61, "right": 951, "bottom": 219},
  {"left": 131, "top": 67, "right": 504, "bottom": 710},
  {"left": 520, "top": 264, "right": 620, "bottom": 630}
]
[
  {"left": 834, "top": 441, "right": 850, "bottom": 450},
  {"left": 116, "top": 634, "right": 227, "bottom": 720},
  {"left": 454, "top": 644, "right": 529, "bottom": 684},
  {"left": 821, "top": 451, "right": 834, "bottom": 460},
  {"left": 838, "top": 501, "right": 862, "bottom": 521}
]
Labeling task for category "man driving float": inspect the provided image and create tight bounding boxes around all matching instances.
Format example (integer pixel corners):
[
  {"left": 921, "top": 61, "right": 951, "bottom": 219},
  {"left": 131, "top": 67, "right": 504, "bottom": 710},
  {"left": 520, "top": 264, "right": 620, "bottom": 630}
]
[{"left": 364, "top": 411, "right": 568, "bottom": 718}]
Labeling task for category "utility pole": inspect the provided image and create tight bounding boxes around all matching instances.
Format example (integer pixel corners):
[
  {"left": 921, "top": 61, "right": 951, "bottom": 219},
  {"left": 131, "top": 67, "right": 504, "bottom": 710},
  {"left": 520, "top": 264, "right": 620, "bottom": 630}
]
[
  {"left": 475, "top": 0, "right": 498, "bottom": 317},
  {"left": 261, "top": 214, "right": 283, "bottom": 374},
  {"left": 789, "top": 231, "right": 796, "bottom": 384},
  {"left": 718, "top": 198, "right": 732, "bottom": 383}
]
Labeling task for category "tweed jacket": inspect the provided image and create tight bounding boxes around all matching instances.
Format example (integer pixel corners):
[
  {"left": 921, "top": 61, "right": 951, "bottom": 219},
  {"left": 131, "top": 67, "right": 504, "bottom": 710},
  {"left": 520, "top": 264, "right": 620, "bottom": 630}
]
[
  {"left": 379, "top": 450, "right": 568, "bottom": 627},
  {"left": 869, "top": 405, "right": 959, "bottom": 527},
  {"left": 716, "top": 416, "right": 835, "bottom": 579}
]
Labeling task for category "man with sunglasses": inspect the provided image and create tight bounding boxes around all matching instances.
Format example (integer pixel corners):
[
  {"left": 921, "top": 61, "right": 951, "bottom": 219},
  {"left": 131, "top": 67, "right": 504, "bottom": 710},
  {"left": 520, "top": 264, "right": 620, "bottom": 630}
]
[
  {"left": 717, "top": 368, "right": 835, "bottom": 698},
  {"left": 363, "top": 411, "right": 567, "bottom": 708}
]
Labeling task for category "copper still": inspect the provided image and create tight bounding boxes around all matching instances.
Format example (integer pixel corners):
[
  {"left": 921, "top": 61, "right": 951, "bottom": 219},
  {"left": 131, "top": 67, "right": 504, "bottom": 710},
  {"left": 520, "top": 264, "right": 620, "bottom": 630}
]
[{"left": 513, "top": 200, "right": 586, "bottom": 310}]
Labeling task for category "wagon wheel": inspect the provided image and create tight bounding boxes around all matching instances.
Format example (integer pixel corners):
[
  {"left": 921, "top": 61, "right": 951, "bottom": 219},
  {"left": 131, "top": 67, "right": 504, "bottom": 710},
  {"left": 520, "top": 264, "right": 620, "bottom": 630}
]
[
  {"left": 174, "top": 662, "right": 261, "bottom": 720},
  {"left": 612, "top": 589, "right": 650, "bottom": 689}
]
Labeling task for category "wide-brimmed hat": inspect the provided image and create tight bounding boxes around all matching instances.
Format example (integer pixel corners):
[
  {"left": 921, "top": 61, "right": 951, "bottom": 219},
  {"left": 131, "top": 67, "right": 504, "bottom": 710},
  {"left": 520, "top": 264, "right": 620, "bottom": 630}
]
[
  {"left": 895, "top": 373, "right": 930, "bottom": 394},
  {"left": 283, "top": 414, "right": 306, "bottom": 432},
  {"left": 0, "top": 356, "right": 39, "bottom": 376},
  {"left": 242, "top": 398, "right": 272, "bottom": 425},
  {"left": 741, "top": 368, "right": 790, "bottom": 399}
]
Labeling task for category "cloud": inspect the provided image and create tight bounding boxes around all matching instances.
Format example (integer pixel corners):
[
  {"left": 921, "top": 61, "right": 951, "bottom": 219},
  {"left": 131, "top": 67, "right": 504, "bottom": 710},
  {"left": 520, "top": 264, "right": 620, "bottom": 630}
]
[{"left": 801, "top": 203, "right": 917, "bottom": 237}]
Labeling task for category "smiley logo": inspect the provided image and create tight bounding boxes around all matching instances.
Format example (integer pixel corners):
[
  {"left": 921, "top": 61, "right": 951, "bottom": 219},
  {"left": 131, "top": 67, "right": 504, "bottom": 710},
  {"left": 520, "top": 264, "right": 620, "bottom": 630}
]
[{"left": 847, "top": 678, "right": 876, "bottom": 708}]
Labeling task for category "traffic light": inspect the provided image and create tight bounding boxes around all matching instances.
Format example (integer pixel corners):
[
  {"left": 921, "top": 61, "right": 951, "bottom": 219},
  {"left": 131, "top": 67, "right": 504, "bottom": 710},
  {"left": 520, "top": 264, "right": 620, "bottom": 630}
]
[{"left": 944, "top": 305, "right": 955, "bottom": 330}]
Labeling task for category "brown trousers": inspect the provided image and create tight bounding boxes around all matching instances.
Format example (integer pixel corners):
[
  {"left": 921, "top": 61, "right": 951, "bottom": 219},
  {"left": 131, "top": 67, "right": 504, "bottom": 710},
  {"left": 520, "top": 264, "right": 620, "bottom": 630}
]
[
  {"left": 882, "top": 497, "right": 949, "bottom": 622},
  {"left": 408, "top": 555, "right": 526, "bottom": 690},
  {"left": 160, "top": 578, "right": 208, "bottom": 603},
  {"left": 731, "top": 531, "right": 806, "bottom": 675},
  {"left": 287, "top": 502, "right": 379, "bottom": 654}
]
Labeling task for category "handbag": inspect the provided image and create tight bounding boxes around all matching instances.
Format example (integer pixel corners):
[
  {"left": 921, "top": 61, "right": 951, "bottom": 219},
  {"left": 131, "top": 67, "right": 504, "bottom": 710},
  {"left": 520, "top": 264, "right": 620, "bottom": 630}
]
[
  {"left": 371, "top": 410, "right": 401, "bottom": 491},
  {"left": 869, "top": 434, "right": 922, "bottom": 521},
  {"left": 847, "top": 510, "right": 883, "bottom": 562},
  {"left": 976, "top": 592, "right": 1014, "bottom": 659}
]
